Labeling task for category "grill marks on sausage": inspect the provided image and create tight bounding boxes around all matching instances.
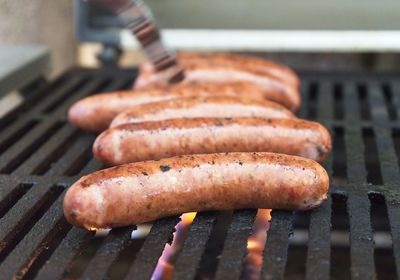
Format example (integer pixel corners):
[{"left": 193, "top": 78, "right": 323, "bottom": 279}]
[
  {"left": 93, "top": 117, "right": 332, "bottom": 165},
  {"left": 63, "top": 153, "right": 329, "bottom": 229},
  {"left": 68, "top": 82, "right": 292, "bottom": 132},
  {"left": 109, "top": 95, "right": 295, "bottom": 127}
]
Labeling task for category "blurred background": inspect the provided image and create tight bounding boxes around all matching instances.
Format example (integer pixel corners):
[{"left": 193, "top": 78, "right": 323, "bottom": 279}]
[
  {"left": 0, "top": 0, "right": 76, "bottom": 76},
  {"left": 1, "top": 0, "right": 400, "bottom": 76}
]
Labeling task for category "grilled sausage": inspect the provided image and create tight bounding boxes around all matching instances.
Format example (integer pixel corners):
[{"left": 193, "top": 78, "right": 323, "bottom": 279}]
[
  {"left": 94, "top": 118, "right": 331, "bottom": 165},
  {"left": 178, "top": 52, "right": 300, "bottom": 88},
  {"left": 140, "top": 52, "right": 300, "bottom": 88},
  {"left": 63, "top": 152, "right": 329, "bottom": 229},
  {"left": 135, "top": 63, "right": 301, "bottom": 111},
  {"left": 110, "top": 96, "right": 295, "bottom": 127},
  {"left": 68, "top": 82, "right": 289, "bottom": 133}
]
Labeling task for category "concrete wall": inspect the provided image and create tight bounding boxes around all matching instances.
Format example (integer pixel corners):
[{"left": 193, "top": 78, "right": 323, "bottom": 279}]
[{"left": 0, "top": 0, "right": 77, "bottom": 76}]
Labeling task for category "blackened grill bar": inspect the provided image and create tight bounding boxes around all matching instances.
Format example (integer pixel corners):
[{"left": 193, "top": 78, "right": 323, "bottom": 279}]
[{"left": 0, "top": 67, "right": 399, "bottom": 279}]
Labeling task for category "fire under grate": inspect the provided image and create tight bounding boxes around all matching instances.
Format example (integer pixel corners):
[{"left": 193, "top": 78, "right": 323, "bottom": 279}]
[{"left": 0, "top": 67, "right": 399, "bottom": 280}]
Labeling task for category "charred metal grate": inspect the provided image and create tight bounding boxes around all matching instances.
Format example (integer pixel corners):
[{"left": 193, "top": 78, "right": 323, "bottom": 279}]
[{"left": 0, "top": 67, "right": 400, "bottom": 279}]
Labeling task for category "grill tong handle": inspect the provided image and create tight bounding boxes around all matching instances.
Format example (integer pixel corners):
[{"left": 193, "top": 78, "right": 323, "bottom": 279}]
[{"left": 84, "top": 0, "right": 184, "bottom": 83}]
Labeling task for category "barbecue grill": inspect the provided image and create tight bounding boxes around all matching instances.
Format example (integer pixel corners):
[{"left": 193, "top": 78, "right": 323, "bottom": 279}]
[{"left": 0, "top": 64, "right": 399, "bottom": 279}]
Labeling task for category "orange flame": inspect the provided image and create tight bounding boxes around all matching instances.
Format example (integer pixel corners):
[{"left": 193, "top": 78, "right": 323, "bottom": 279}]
[
  {"left": 243, "top": 209, "right": 272, "bottom": 279},
  {"left": 151, "top": 209, "right": 271, "bottom": 280},
  {"left": 152, "top": 212, "right": 197, "bottom": 280}
]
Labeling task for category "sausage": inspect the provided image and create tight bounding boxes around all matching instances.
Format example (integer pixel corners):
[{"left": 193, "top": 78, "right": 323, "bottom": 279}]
[
  {"left": 177, "top": 52, "right": 300, "bottom": 88},
  {"left": 110, "top": 96, "right": 295, "bottom": 127},
  {"left": 135, "top": 63, "right": 301, "bottom": 111},
  {"left": 63, "top": 152, "right": 329, "bottom": 229},
  {"left": 140, "top": 52, "right": 300, "bottom": 88},
  {"left": 94, "top": 117, "right": 332, "bottom": 165},
  {"left": 68, "top": 82, "right": 290, "bottom": 133}
]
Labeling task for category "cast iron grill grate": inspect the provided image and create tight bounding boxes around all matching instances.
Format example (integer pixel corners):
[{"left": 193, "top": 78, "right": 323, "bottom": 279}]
[{"left": 0, "top": 67, "right": 399, "bottom": 280}]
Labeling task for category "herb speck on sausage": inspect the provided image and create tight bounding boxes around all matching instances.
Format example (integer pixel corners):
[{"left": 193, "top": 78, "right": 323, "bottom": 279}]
[
  {"left": 142, "top": 172, "right": 149, "bottom": 176},
  {"left": 160, "top": 165, "right": 171, "bottom": 172},
  {"left": 147, "top": 203, "right": 152, "bottom": 209}
]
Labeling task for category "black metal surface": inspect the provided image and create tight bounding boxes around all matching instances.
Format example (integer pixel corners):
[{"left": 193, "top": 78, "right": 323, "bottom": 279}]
[{"left": 0, "top": 67, "right": 399, "bottom": 279}]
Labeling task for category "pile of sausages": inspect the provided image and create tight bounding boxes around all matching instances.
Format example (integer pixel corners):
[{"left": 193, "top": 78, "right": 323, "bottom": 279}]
[{"left": 63, "top": 53, "right": 331, "bottom": 230}]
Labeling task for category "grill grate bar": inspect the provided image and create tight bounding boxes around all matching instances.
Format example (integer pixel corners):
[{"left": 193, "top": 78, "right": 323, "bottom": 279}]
[
  {"left": 374, "top": 127, "right": 400, "bottom": 186},
  {"left": 305, "top": 197, "right": 331, "bottom": 280},
  {"left": 173, "top": 213, "right": 217, "bottom": 280},
  {"left": 0, "top": 73, "right": 70, "bottom": 130},
  {"left": 386, "top": 200, "right": 400, "bottom": 278},
  {"left": 50, "top": 75, "right": 132, "bottom": 118},
  {"left": 214, "top": 210, "right": 256, "bottom": 280},
  {"left": 44, "top": 134, "right": 95, "bottom": 177},
  {"left": 0, "top": 119, "right": 39, "bottom": 154},
  {"left": 45, "top": 78, "right": 110, "bottom": 116},
  {"left": 35, "top": 227, "right": 91, "bottom": 280},
  {"left": 261, "top": 210, "right": 294, "bottom": 280},
  {"left": 12, "top": 124, "right": 77, "bottom": 176},
  {"left": 0, "top": 178, "right": 21, "bottom": 205},
  {"left": 347, "top": 192, "right": 376, "bottom": 280},
  {"left": 344, "top": 83, "right": 362, "bottom": 124},
  {"left": 31, "top": 75, "right": 88, "bottom": 115},
  {"left": 369, "top": 83, "right": 389, "bottom": 125},
  {"left": 94, "top": 75, "right": 134, "bottom": 93},
  {"left": 125, "top": 217, "right": 179, "bottom": 280},
  {"left": 0, "top": 183, "right": 56, "bottom": 248},
  {"left": 77, "top": 157, "right": 104, "bottom": 177},
  {"left": 0, "top": 120, "right": 63, "bottom": 173},
  {"left": 0, "top": 192, "right": 66, "bottom": 279},
  {"left": 81, "top": 227, "right": 136, "bottom": 279},
  {"left": 390, "top": 81, "right": 400, "bottom": 120},
  {"left": 317, "top": 80, "right": 334, "bottom": 121},
  {"left": 345, "top": 126, "right": 367, "bottom": 184}
]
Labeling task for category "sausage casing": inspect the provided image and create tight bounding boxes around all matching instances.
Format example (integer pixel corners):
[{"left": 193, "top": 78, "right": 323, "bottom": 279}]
[
  {"left": 110, "top": 96, "right": 295, "bottom": 127},
  {"left": 63, "top": 152, "right": 329, "bottom": 229},
  {"left": 94, "top": 117, "right": 332, "bottom": 165},
  {"left": 135, "top": 64, "right": 301, "bottom": 111},
  {"left": 68, "top": 82, "right": 288, "bottom": 132},
  {"left": 139, "top": 52, "right": 300, "bottom": 89}
]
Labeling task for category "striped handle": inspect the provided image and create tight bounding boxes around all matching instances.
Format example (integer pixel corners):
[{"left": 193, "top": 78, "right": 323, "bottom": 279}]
[{"left": 86, "top": 0, "right": 184, "bottom": 83}]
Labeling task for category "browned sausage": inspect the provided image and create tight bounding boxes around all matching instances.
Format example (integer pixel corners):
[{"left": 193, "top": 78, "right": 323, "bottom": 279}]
[
  {"left": 140, "top": 52, "right": 300, "bottom": 88},
  {"left": 94, "top": 118, "right": 331, "bottom": 165},
  {"left": 110, "top": 96, "right": 295, "bottom": 127},
  {"left": 177, "top": 52, "right": 300, "bottom": 88},
  {"left": 63, "top": 152, "right": 329, "bottom": 229},
  {"left": 68, "top": 82, "right": 291, "bottom": 133},
  {"left": 135, "top": 63, "right": 301, "bottom": 111}
]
